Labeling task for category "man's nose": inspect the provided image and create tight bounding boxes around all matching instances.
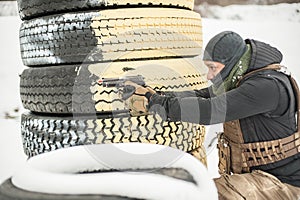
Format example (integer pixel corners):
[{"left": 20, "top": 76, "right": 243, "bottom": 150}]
[{"left": 206, "top": 70, "right": 214, "bottom": 80}]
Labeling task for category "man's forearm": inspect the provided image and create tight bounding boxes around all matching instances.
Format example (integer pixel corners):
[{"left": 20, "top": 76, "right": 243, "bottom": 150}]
[{"left": 162, "top": 87, "right": 212, "bottom": 98}]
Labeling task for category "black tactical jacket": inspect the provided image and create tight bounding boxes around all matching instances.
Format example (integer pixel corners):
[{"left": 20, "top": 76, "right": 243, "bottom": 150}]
[{"left": 149, "top": 39, "right": 300, "bottom": 187}]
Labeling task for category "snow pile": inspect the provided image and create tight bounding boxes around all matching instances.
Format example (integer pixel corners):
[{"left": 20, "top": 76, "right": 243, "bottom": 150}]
[
  {"left": 196, "top": 3, "right": 300, "bottom": 22},
  {"left": 12, "top": 144, "right": 218, "bottom": 199}
]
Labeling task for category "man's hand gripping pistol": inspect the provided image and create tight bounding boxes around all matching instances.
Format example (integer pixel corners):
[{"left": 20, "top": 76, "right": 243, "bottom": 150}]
[{"left": 99, "top": 75, "right": 156, "bottom": 116}]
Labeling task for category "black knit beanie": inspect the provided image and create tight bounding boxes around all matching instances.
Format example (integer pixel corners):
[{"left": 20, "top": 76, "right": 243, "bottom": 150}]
[{"left": 203, "top": 31, "right": 247, "bottom": 80}]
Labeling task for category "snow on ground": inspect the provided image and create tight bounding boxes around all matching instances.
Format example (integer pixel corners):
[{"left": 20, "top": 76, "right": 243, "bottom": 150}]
[
  {"left": 0, "top": 3, "right": 300, "bottom": 186},
  {"left": 0, "top": 16, "right": 27, "bottom": 184}
]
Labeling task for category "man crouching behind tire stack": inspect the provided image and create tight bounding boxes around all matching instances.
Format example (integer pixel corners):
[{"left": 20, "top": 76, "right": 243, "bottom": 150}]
[{"left": 122, "top": 31, "right": 300, "bottom": 199}]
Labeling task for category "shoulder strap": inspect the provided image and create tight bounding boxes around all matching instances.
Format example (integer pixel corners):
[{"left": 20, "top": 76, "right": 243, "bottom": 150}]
[
  {"left": 289, "top": 75, "right": 300, "bottom": 131},
  {"left": 236, "top": 64, "right": 281, "bottom": 86}
]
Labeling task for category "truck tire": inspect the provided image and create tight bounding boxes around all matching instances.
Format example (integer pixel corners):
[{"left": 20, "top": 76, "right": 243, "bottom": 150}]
[
  {"left": 21, "top": 112, "right": 206, "bottom": 158},
  {"left": 17, "top": 0, "right": 195, "bottom": 20},
  {"left": 0, "top": 144, "right": 216, "bottom": 199},
  {"left": 20, "top": 8, "right": 202, "bottom": 66},
  {"left": 20, "top": 58, "right": 207, "bottom": 114},
  {"left": 0, "top": 168, "right": 193, "bottom": 200},
  {"left": 0, "top": 166, "right": 196, "bottom": 200}
]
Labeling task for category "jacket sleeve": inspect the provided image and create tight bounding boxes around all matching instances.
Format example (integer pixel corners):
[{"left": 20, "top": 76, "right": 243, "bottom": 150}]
[
  {"left": 162, "top": 86, "right": 213, "bottom": 98},
  {"left": 149, "top": 77, "right": 280, "bottom": 125}
]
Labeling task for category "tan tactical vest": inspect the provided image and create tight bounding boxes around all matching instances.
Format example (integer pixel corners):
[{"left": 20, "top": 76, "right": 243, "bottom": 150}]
[{"left": 218, "top": 64, "right": 300, "bottom": 174}]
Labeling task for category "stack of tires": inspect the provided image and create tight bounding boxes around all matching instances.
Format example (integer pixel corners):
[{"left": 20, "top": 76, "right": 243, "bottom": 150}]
[
  {"left": 16, "top": 0, "right": 208, "bottom": 162},
  {"left": 0, "top": 0, "right": 213, "bottom": 199}
]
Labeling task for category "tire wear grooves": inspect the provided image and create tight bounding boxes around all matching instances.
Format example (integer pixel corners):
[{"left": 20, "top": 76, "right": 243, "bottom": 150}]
[
  {"left": 19, "top": 8, "right": 202, "bottom": 66},
  {"left": 20, "top": 61, "right": 207, "bottom": 114},
  {"left": 21, "top": 113, "right": 206, "bottom": 159}
]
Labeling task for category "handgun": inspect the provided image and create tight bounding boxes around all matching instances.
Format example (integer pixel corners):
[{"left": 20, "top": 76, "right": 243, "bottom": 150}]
[
  {"left": 99, "top": 75, "right": 146, "bottom": 99},
  {"left": 99, "top": 75, "right": 146, "bottom": 88}
]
